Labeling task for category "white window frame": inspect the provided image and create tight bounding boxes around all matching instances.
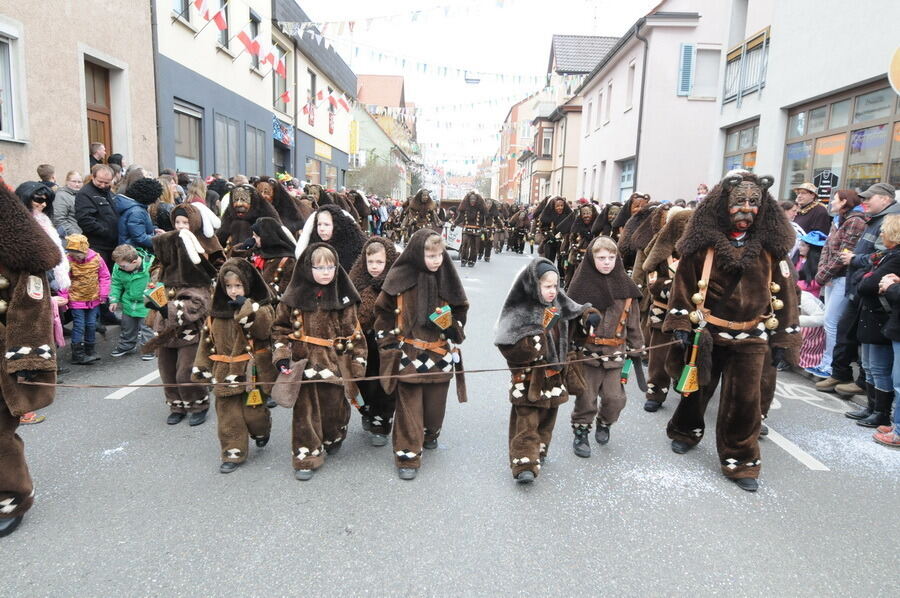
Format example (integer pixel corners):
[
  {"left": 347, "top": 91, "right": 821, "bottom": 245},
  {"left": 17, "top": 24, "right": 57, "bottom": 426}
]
[
  {"left": 604, "top": 81, "right": 612, "bottom": 123},
  {"left": 595, "top": 90, "right": 603, "bottom": 130},
  {"left": 0, "top": 19, "right": 26, "bottom": 143},
  {"left": 625, "top": 60, "right": 635, "bottom": 111},
  {"left": 173, "top": 101, "right": 203, "bottom": 175}
]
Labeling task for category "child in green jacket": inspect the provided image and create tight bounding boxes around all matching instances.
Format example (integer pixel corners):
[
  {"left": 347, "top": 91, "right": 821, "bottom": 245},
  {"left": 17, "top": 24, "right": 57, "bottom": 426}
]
[{"left": 109, "top": 244, "right": 155, "bottom": 359}]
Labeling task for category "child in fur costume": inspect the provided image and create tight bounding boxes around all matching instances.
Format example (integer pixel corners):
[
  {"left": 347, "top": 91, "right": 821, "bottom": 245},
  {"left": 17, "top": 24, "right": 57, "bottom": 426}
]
[
  {"left": 374, "top": 229, "right": 469, "bottom": 480},
  {"left": 60, "top": 234, "right": 110, "bottom": 365},
  {"left": 272, "top": 244, "right": 368, "bottom": 481},
  {"left": 193, "top": 259, "right": 277, "bottom": 473},
  {"left": 452, "top": 191, "right": 485, "bottom": 268},
  {"left": 250, "top": 216, "right": 297, "bottom": 302},
  {"left": 566, "top": 236, "right": 644, "bottom": 457},
  {"left": 495, "top": 258, "right": 588, "bottom": 482},
  {"left": 348, "top": 236, "right": 400, "bottom": 446},
  {"left": 171, "top": 202, "right": 225, "bottom": 269},
  {"left": 295, "top": 204, "right": 367, "bottom": 274},
  {"left": 143, "top": 229, "right": 217, "bottom": 426}
]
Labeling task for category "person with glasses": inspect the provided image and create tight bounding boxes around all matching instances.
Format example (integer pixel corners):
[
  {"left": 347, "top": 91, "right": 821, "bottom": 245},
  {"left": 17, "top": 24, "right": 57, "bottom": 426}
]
[
  {"left": 52, "top": 171, "right": 84, "bottom": 236},
  {"left": 75, "top": 164, "right": 121, "bottom": 326}
]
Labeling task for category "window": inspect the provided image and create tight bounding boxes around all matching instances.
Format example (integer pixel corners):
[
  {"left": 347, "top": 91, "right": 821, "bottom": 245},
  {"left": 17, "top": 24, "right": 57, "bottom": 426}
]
[
  {"left": 782, "top": 83, "right": 900, "bottom": 198},
  {"left": 582, "top": 169, "right": 588, "bottom": 196},
  {"left": 626, "top": 61, "right": 635, "bottom": 109},
  {"left": 174, "top": 102, "right": 202, "bottom": 175},
  {"left": 245, "top": 124, "right": 266, "bottom": 175},
  {"left": 305, "top": 157, "right": 320, "bottom": 184},
  {"left": 605, "top": 82, "right": 612, "bottom": 122},
  {"left": 541, "top": 128, "right": 553, "bottom": 157},
  {"left": 722, "top": 28, "right": 769, "bottom": 102},
  {"left": 171, "top": 0, "right": 189, "bottom": 16},
  {"left": 214, "top": 113, "right": 239, "bottom": 177},
  {"left": 216, "top": 0, "right": 229, "bottom": 47},
  {"left": 325, "top": 164, "right": 337, "bottom": 189},
  {"left": 598, "top": 161, "right": 606, "bottom": 200},
  {"left": 584, "top": 101, "right": 593, "bottom": 136},
  {"left": 85, "top": 61, "right": 112, "bottom": 156},
  {"left": 248, "top": 16, "right": 260, "bottom": 69},
  {"left": 890, "top": 123, "right": 900, "bottom": 187},
  {"left": 0, "top": 37, "right": 16, "bottom": 139},
  {"left": 273, "top": 44, "right": 288, "bottom": 113},
  {"left": 595, "top": 91, "right": 603, "bottom": 129},
  {"left": 590, "top": 167, "right": 597, "bottom": 200},
  {"left": 676, "top": 44, "right": 694, "bottom": 96},
  {"left": 723, "top": 121, "right": 758, "bottom": 175},
  {"left": 327, "top": 86, "right": 335, "bottom": 113},
  {"left": 618, "top": 159, "right": 634, "bottom": 202},
  {"left": 692, "top": 49, "right": 720, "bottom": 98},
  {"left": 307, "top": 69, "right": 316, "bottom": 104}
]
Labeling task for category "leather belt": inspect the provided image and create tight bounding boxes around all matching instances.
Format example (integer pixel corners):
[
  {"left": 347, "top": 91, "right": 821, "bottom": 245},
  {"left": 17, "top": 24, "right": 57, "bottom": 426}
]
[{"left": 399, "top": 336, "right": 449, "bottom": 356}]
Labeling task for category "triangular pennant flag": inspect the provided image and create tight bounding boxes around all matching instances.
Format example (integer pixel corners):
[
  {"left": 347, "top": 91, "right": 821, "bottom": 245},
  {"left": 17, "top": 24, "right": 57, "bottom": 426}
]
[
  {"left": 275, "top": 57, "right": 286, "bottom": 77},
  {"left": 211, "top": 8, "right": 227, "bottom": 31},
  {"left": 279, "top": 90, "right": 291, "bottom": 104},
  {"left": 337, "top": 94, "right": 350, "bottom": 112},
  {"left": 237, "top": 25, "right": 258, "bottom": 55},
  {"left": 328, "top": 93, "right": 338, "bottom": 109},
  {"left": 316, "top": 89, "right": 324, "bottom": 101}
]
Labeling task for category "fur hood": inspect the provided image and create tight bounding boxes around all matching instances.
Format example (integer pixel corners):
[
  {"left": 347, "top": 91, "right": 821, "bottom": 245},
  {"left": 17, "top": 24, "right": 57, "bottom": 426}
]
[
  {"left": 677, "top": 172, "right": 794, "bottom": 271},
  {"left": 494, "top": 258, "right": 586, "bottom": 364},
  {"left": 539, "top": 197, "right": 572, "bottom": 226},
  {"left": 568, "top": 236, "right": 643, "bottom": 311},
  {"left": 349, "top": 236, "right": 399, "bottom": 295},
  {"left": 0, "top": 185, "right": 62, "bottom": 274},
  {"left": 171, "top": 202, "right": 223, "bottom": 257},
  {"left": 294, "top": 204, "right": 366, "bottom": 272},
  {"left": 410, "top": 188, "right": 437, "bottom": 212},
  {"left": 642, "top": 207, "right": 692, "bottom": 273},
  {"left": 152, "top": 229, "right": 217, "bottom": 288},
  {"left": 457, "top": 191, "right": 485, "bottom": 221},
  {"left": 210, "top": 258, "right": 274, "bottom": 318},
  {"left": 592, "top": 202, "right": 623, "bottom": 237},
  {"left": 218, "top": 184, "right": 281, "bottom": 245},
  {"left": 251, "top": 216, "right": 296, "bottom": 259},
  {"left": 618, "top": 204, "right": 658, "bottom": 254},
  {"left": 268, "top": 179, "right": 305, "bottom": 235},
  {"left": 280, "top": 242, "right": 359, "bottom": 312},
  {"left": 569, "top": 204, "right": 599, "bottom": 237}
]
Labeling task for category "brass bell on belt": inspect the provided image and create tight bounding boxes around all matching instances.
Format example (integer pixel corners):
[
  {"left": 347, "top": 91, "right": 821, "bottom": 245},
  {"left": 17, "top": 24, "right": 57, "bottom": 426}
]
[
  {"left": 394, "top": 308, "right": 401, "bottom": 314},
  {"left": 689, "top": 311, "right": 701, "bottom": 324},
  {"left": 0, "top": 299, "right": 7, "bottom": 313},
  {"left": 335, "top": 342, "right": 344, "bottom": 351},
  {"left": 292, "top": 309, "right": 300, "bottom": 316},
  {"left": 697, "top": 280, "right": 707, "bottom": 290},
  {"left": 392, "top": 328, "right": 400, "bottom": 335},
  {"left": 771, "top": 298, "right": 784, "bottom": 311},
  {"left": 765, "top": 317, "right": 779, "bottom": 330},
  {"left": 691, "top": 293, "right": 705, "bottom": 305},
  {"left": 0, "top": 276, "right": 9, "bottom": 289},
  {"left": 346, "top": 342, "right": 354, "bottom": 350},
  {"left": 293, "top": 320, "right": 301, "bottom": 329},
  {"left": 769, "top": 282, "right": 781, "bottom": 294}
]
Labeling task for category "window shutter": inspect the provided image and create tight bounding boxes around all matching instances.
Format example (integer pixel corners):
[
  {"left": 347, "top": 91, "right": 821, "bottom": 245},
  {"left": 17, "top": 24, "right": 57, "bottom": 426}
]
[{"left": 677, "top": 43, "right": 695, "bottom": 96}]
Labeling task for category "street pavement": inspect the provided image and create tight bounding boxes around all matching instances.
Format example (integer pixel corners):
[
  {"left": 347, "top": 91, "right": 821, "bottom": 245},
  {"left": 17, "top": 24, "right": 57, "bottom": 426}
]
[{"left": 6, "top": 249, "right": 899, "bottom": 597}]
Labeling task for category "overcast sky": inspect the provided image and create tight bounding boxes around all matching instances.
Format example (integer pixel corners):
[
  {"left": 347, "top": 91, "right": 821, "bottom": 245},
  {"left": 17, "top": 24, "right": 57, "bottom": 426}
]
[{"left": 299, "top": 0, "right": 659, "bottom": 175}]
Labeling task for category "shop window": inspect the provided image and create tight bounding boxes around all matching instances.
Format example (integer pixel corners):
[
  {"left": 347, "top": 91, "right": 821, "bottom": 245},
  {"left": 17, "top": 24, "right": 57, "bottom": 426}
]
[
  {"left": 305, "top": 157, "right": 320, "bottom": 184},
  {"left": 853, "top": 88, "right": 893, "bottom": 124},
  {"left": 829, "top": 99, "right": 851, "bottom": 129},
  {"left": 788, "top": 112, "right": 806, "bottom": 139},
  {"left": 812, "top": 134, "right": 846, "bottom": 200},
  {"left": 846, "top": 124, "right": 889, "bottom": 191},
  {"left": 807, "top": 106, "right": 827, "bottom": 135},
  {"left": 174, "top": 102, "right": 202, "bottom": 175},
  {"left": 245, "top": 125, "right": 266, "bottom": 176},
  {"left": 214, "top": 113, "right": 239, "bottom": 177},
  {"left": 890, "top": 123, "right": 900, "bottom": 187},
  {"left": 325, "top": 164, "right": 337, "bottom": 189},
  {"left": 782, "top": 141, "right": 812, "bottom": 197},
  {"left": 723, "top": 122, "right": 758, "bottom": 175}
]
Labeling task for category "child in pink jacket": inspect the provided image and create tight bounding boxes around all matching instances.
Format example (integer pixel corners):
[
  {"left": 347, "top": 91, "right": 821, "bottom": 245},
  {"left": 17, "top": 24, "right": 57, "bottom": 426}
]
[{"left": 60, "top": 234, "right": 110, "bottom": 365}]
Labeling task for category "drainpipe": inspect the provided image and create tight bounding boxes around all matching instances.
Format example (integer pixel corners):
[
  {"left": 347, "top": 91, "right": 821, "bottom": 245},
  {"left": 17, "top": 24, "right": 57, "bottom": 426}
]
[
  {"left": 149, "top": 0, "right": 164, "bottom": 172},
  {"left": 633, "top": 18, "right": 648, "bottom": 190}
]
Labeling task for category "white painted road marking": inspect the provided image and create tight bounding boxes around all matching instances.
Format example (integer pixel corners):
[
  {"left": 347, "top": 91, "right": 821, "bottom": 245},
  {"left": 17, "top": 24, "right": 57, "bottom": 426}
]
[
  {"left": 765, "top": 427, "right": 830, "bottom": 471},
  {"left": 104, "top": 370, "right": 160, "bottom": 400}
]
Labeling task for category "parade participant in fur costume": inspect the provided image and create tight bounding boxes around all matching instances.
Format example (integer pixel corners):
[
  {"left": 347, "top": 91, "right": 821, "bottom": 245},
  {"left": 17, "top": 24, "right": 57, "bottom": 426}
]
[
  {"left": 610, "top": 192, "right": 650, "bottom": 239},
  {"left": 255, "top": 178, "right": 304, "bottom": 236},
  {"left": 272, "top": 244, "right": 368, "bottom": 481},
  {"left": 143, "top": 229, "right": 217, "bottom": 426},
  {"left": 536, "top": 197, "right": 572, "bottom": 263},
  {"left": 479, "top": 197, "right": 501, "bottom": 262},
  {"left": 453, "top": 191, "right": 486, "bottom": 268},
  {"left": 0, "top": 184, "right": 61, "bottom": 537},
  {"left": 616, "top": 201, "right": 658, "bottom": 272},
  {"left": 400, "top": 189, "right": 441, "bottom": 240},
  {"left": 349, "top": 236, "right": 400, "bottom": 445},
  {"left": 508, "top": 208, "right": 529, "bottom": 254},
  {"left": 567, "top": 236, "right": 644, "bottom": 457},
  {"left": 662, "top": 172, "right": 800, "bottom": 492},
  {"left": 216, "top": 184, "right": 281, "bottom": 257},
  {"left": 171, "top": 202, "right": 225, "bottom": 268},
  {"left": 347, "top": 190, "right": 371, "bottom": 233},
  {"left": 192, "top": 259, "right": 276, "bottom": 473},
  {"left": 562, "top": 203, "right": 599, "bottom": 287},
  {"left": 639, "top": 207, "right": 691, "bottom": 411},
  {"left": 495, "top": 258, "right": 588, "bottom": 482},
  {"left": 374, "top": 229, "right": 468, "bottom": 480},
  {"left": 493, "top": 201, "right": 511, "bottom": 254},
  {"left": 250, "top": 217, "right": 297, "bottom": 302},
  {"left": 295, "top": 204, "right": 367, "bottom": 273},
  {"left": 592, "top": 202, "right": 623, "bottom": 241}
]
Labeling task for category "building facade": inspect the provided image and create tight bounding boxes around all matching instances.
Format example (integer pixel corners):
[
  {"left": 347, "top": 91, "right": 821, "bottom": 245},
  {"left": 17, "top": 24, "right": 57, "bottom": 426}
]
[
  {"left": 348, "top": 103, "right": 411, "bottom": 198},
  {"left": 577, "top": 0, "right": 728, "bottom": 204},
  {"left": 710, "top": 0, "right": 900, "bottom": 199},
  {"left": 0, "top": 0, "right": 158, "bottom": 184}
]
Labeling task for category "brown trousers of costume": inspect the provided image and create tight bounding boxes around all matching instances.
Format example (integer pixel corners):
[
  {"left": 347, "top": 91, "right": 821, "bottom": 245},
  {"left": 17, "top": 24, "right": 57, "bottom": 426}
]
[
  {"left": 646, "top": 327, "right": 675, "bottom": 403},
  {"left": 479, "top": 234, "right": 492, "bottom": 259},
  {"left": 158, "top": 345, "right": 209, "bottom": 413},
  {"left": 666, "top": 343, "right": 765, "bottom": 480},
  {"left": 460, "top": 232, "right": 479, "bottom": 264},
  {"left": 760, "top": 351, "right": 777, "bottom": 420},
  {"left": 215, "top": 394, "right": 271, "bottom": 463},
  {"left": 0, "top": 399, "right": 34, "bottom": 519},
  {"left": 292, "top": 382, "right": 350, "bottom": 470},
  {"left": 572, "top": 365, "right": 627, "bottom": 426},
  {"left": 357, "top": 333, "right": 396, "bottom": 434},
  {"left": 509, "top": 404, "right": 557, "bottom": 477},
  {"left": 393, "top": 381, "right": 449, "bottom": 469}
]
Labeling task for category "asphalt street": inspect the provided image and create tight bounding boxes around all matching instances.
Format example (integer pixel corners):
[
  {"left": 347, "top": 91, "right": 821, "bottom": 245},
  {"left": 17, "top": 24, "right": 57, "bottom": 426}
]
[{"left": 6, "top": 249, "right": 898, "bottom": 597}]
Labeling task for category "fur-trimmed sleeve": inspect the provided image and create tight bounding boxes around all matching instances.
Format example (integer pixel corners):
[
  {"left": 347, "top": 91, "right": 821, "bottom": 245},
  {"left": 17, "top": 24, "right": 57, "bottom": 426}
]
[
  {"left": 2, "top": 272, "right": 56, "bottom": 375},
  {"left": 662, "top": 251, "right": 703, "bottom": 334},
  {"left": 497, "top": 335, "right": 541, "bottom": 368},
  {"left": 449, "top": 301, "right": 469, "bottom": 343},
  {"left": 235, "top": 301, "right": 275, "bottom": 342},
  {"left": 768, "top": 255, "right": 802, "bottom": 350},
  {"left": 341, "top": 305, "right": 368, "bottom": 378},
  {"left": 192, "top": 324, "right": 214, "bottom": 382},
  {"left": 374, "top": 290, "right": 400, "bottom": 349},
  {"left": 271, "top": 301, "right": 294, "bottom": 364},
  {"left": 626, "top": 300, "right": 645, "bottom": 350}
]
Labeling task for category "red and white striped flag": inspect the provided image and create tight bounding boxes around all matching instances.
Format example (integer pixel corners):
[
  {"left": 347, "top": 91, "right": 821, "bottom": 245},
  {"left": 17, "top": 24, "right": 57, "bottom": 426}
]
[
  {"left": 210, "top": 7, "right": 227, "bottom": 31},
  {"left": 275, "top": 56, "right": 286, "bottom": 77},
  {"left": 236, "top": 24, "right": 259, "bottom": 55},
  {"left": 327, "top": 92, "right": 338, "bottom": 109},
  {"left": 316, "top": 89, "right": 324, "bottom": 101},
  {"left": 193, "top": 0, "right": 211, "bottom": 19},
  {"left": 337, "top": 93, "right": 350, "bottom": 112},
  {"left": 279, "top": 90, "right": 291, "bottom": 104}
]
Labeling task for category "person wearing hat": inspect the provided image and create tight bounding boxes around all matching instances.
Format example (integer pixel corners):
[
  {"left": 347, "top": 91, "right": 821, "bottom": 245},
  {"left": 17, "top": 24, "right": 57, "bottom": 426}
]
[
  {"left": 792, "top": 182, "right": 831, "bottom": 236},
  {"left": 59, "top": 234, "right": 110, "bottom": 365}
]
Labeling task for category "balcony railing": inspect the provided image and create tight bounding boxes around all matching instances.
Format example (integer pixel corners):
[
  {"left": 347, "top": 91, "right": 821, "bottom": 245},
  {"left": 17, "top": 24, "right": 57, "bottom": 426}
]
[{"left": 723, "top": 28, "right": 769, "bottom": 106}]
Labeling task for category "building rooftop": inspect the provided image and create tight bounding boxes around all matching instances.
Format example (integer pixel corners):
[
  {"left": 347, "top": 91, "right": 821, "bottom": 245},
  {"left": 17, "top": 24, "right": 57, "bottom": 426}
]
[
  {"left": 548, "top": 35, "right": 619, "bottom": 75},
  {"left": 357, "top": 74, "right": 406, "bottom": 107}
]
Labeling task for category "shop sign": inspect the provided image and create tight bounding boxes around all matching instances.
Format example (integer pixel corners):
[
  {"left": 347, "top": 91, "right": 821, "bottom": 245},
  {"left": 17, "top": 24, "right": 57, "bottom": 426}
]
[
  {"left": 315, "top": 139, "right": 332, "bottom": 160},
  {"left": 272, "top": 117, "right": 294, "bottom": 147}
]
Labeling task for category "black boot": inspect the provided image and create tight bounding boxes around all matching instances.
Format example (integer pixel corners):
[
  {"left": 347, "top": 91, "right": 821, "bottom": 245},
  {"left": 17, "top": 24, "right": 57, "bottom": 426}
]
[
  {"left": 572, "top": 425, "right": 591, "bottom": 458},
  {"left": 70, "top": 343, "right": 90, "bottom": 365},
  {"left": 83, "top": 343, "right": 101, "bottom": 364},
  {"left": 857, "top": 388, "right": 892, "bottom": 428},
  {"left": 845, "top": 382, "right": 875, "bottom": 420}
]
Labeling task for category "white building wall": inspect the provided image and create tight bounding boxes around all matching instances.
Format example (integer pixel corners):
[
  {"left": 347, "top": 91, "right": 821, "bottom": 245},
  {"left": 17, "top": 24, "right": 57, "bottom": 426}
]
[{"left": 294, "top": 53, "right": 352, "bottom": 155}]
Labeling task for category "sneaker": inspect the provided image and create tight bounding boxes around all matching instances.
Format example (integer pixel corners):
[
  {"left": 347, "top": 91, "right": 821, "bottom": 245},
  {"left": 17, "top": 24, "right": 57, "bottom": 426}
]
[
  {"left": 834, "top": 382, "right": 865, "bottom": 397},
  {"left": 19, "top": 412, "right": 46, "bottom": 425},
  {"left": 141, "top": 352, "right": 155, "bottom": 361},
  {"left": 803, "top": 367, "right": 829, "bottom": 380},
  {"left": 110, "top": 347, "right": 135, "bottom": 358},
  {"left": 815, "top": 377, "right": 845, "bottom": 393}
]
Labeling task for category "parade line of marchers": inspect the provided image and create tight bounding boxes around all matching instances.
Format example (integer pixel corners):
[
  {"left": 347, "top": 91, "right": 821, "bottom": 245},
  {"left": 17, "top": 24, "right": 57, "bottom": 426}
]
[{"left": 0, "top": 172, "right": 801, "bottom": 540}]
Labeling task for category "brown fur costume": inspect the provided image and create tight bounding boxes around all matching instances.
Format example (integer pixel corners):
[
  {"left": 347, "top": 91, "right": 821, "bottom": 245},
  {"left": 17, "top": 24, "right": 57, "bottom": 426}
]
[
  {"left": 349, "top": 236, "right": 400, "bottom": 435},
  {"left": 295, "top": 204, "right": 367, "bottom": 273},
  {"left": 479, "top": 198, "right": 501, "bottom": 260},
  {"left": 495, "top": 259, "right": 587, "bottom": 478},
  {"left": 250, "top": 217, "right": 296, "bottom": 301},
  {"left": 454, "top": 192, "right": 486, "bottom": 266},
  {"left": 375, "top": 229, "right": 468, "bottom": 470},
  {"left": 562, "top": 204, "right": 599, "bottom": 286},
  {"left": 273, "top": 243, "right": 367, "bottom": 472},
  {"left": 0, "top": 184, "right": 60, "bottom": 521},
  {"left": 171, "top": 202, "right": 226, "bottom": 268},
  {"left": 400, "top": 189, "right": 441, "bottom": 239},
  {"left": 192, "top": 259, "right": 276, "bottom": 463},
  {"left": 258, "top": 178, "right": 304, "bottom": 235},
  {"left": 592, "top": 202, "right": 623, "bottom": 239},
  {"left": 347, "top": 190, "right": 371, "bottom": 231},
  {"left": 537, "top": 197, "right": 572, "bottom": 263},
  {"left": 663, "top": 172, "right": 801, "bottom": 482},
  {"left": 217, "top": 184, "right": 281, "bottom": 253}
]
